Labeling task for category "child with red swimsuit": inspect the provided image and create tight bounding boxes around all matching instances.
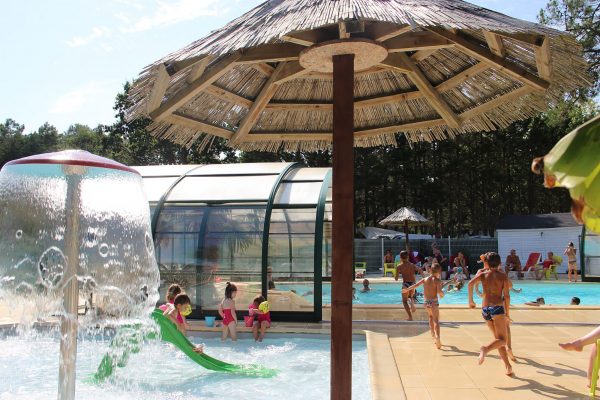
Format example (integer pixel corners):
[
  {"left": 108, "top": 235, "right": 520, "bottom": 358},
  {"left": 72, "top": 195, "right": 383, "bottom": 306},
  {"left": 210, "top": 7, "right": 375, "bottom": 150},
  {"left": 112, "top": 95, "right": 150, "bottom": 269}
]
[
  {"left": 249, "top": 295, "right": 271, "bottom": 342},
  {"left": 218, "top": 282, "right": 238, "bottom": 341}
]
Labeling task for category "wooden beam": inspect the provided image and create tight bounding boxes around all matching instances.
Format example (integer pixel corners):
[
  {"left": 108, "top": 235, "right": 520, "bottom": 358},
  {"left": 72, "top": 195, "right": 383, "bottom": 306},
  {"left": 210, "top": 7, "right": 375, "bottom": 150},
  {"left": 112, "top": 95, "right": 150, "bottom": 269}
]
[
  {"left": 265, "top": 102, "right": 332, "bottom": 111},
  {"left": 272, "top": 61, "right": 309, "bottom": 84},
  {"left": 338, "top": 21, "right": 351, "bottom": 39},
  {"left": 378, "top": 53, "right": 412, "bottom": 73},
  {"left": 427, "top": 27, "right": 550, "bottom": 92},
  {"left": 165, "top": 113, "right": 233, "bottom": 139},
  {"left": 149, "top": 51, "right": 241, "bottom": 121},
  {"left": 411, "top": 49, "right": 437, "bottom": 62},
  {"left": 164, "top": 55, "right": 210, "bottom": 75},
  {"left": 355, "top": 85, "right": 533, "bottom": 137},
  {"left": 366, "top": 23, "right": 413, "bottom": 42},
  {"left": 534, "top": 36, "right": 552, "bottom": 80},
  {"left": 186, "top": 55, "right": 212, "bottom": 84},
  {"left": 238, "top": 43, "right": 305, "bottom": 63},
  {"left": 204, "top": 85, "right": 253, "bottom": 108},
  {"left": 461, "top": 86, "right": 533, "bottom": 119},
  {"left": 252, "top": 63, "right": 275, "bottom": 76},
  {"left": 492, "top": 31, "right": 546, "bottom": 47},
  {"left": 483, "top": 31, "right": 506, "bottom": 57},
  {"left": 384, "top": 31, "right": 454, "bottom": 53},
  {"left": 146, "top": 64, "right": 170, "bottom": 114},
  {"left": 435, "top": 62, "right": 490, "bottom": 92},
  {"left": 355, "top": 90, "right": 421, "bottom": 107},
  {"left": 229, "top": 62, "right": 288, "bottom": 144},
  {"left": 397, "top": 53, "right": 461, "bottom": 128},
  {"left": 281, "top": 29, "right": 335, "bottom": 46},
  {"left": 247, "top": 132, "right": 332, "bottom": 141}
]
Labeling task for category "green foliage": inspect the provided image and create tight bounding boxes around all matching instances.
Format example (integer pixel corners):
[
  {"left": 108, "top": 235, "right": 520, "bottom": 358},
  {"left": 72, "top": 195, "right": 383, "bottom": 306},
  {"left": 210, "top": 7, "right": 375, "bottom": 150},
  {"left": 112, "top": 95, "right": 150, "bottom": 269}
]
[{"left": 539, "top": 0, "right": 600, "bottom": 96}]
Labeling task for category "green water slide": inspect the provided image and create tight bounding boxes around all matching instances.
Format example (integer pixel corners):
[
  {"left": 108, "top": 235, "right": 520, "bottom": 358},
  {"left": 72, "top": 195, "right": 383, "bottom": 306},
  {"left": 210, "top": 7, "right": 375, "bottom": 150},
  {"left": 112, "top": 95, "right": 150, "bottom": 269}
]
[{"left": 92, "top": 309, "right": 276, "bottom": 381}]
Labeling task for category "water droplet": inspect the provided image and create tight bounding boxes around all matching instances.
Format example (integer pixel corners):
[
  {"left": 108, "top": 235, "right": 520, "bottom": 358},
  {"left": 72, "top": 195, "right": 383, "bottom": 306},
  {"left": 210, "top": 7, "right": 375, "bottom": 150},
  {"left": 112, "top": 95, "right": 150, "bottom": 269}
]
[
  {"left": 15, "top": 230, "right": 23, "bottom": 239},
  {"left": 99, "top": 243, "right": 109, "bottom": 258}
]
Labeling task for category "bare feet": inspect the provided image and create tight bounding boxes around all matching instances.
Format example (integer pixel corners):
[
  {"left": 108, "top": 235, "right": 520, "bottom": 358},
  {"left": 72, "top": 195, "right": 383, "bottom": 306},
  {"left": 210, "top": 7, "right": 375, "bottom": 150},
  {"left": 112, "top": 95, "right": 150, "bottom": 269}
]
[
  {"left": 505, "top": 364, "right": 513, "bottom": 376},
  {"left": 193, "top": 345, "right": 204, "bottom": 354},
  {"left": 559, "top": 340, "right": 583, "bottom": 352},
  {"left": 478, "top": 346, "right": 487, "bottom": 365},
  {"left": 435, "top": 337, "right": 442, "bottom": 349},
  {"left": 406, "top": 317, "right": 413, "bottom": 321},
  {"left": 507, "top": 348, "right": 516, "bottom": 361},
  {"left": 410, "top": 300, "right": 417, "bottom": 313}
]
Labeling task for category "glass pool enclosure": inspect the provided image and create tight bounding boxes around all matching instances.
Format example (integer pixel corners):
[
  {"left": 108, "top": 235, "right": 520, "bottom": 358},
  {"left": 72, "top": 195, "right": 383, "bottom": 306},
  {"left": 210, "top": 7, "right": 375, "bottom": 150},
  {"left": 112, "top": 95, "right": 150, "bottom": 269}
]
[{"left": 134, "top": 163, "right": 332, "bottom": 322}]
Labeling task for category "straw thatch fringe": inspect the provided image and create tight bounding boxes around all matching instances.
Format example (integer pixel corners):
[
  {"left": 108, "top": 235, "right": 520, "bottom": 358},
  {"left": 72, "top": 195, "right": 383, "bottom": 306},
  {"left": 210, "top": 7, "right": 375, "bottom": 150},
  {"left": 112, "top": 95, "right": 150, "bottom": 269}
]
[{"left": 126, "top": 0, "right": 591, "bottom": 153}]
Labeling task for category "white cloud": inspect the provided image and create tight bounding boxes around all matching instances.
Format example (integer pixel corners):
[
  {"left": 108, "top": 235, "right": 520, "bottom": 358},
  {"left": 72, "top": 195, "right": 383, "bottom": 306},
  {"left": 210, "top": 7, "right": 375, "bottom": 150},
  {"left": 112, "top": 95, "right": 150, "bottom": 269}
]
[
  {"left": 49, "top": 81, "right": 114, "bottom": 115},
  {"left": 66, "top": 26, "right": 111, "bottom": 47},
  {"left": 118, "top": 0, "right": 225, "bottom": 33}
]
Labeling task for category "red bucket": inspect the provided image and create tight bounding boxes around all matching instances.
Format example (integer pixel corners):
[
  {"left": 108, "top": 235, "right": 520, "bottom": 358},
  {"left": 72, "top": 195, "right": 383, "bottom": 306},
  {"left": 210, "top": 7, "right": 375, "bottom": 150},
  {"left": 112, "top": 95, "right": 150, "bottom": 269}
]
[{"left": 244, "top": 316, "right": 254, "bottom": 327}]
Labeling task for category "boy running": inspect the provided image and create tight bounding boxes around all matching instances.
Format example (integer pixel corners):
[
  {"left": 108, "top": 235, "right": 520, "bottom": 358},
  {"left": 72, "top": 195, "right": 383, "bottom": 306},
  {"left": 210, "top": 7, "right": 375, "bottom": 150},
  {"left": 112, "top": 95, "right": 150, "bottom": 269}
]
[
  {"left": 403, "top": 262, "right": 451, "bottom": 348},
  {"left": 395, "top": 250, "right": 423, "bottom": 320},
  {"left": 468, "top": 252, "right": 513, "bottom": 375}
]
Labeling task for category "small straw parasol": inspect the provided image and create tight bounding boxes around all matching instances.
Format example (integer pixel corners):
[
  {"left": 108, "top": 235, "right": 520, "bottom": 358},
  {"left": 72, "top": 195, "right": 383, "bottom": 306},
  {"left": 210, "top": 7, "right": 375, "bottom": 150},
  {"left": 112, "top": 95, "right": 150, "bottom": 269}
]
[
  {"left": 379, "top": 207, "right": 431, "bottom": 249},
  {"left": 127, "top": 1, "right": 590, "bottom": 398}
]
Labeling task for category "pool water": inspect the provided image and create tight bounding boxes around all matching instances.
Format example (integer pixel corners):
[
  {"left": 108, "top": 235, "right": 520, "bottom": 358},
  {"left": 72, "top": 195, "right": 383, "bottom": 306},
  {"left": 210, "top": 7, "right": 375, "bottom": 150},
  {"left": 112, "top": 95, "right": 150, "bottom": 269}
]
[
  {"left": 280, "top": 281, "right": 600, "bottom": 305},
  {"left": 0, "top": 331, "right": 370, "bottom": 400}
]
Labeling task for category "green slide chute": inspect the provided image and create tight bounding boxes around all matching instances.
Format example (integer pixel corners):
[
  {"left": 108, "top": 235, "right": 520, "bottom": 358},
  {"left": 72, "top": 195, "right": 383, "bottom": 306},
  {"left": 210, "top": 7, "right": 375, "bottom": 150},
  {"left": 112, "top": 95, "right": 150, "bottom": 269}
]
[{"left": 91, "top": 309, "right": 276, "bottom": 381}]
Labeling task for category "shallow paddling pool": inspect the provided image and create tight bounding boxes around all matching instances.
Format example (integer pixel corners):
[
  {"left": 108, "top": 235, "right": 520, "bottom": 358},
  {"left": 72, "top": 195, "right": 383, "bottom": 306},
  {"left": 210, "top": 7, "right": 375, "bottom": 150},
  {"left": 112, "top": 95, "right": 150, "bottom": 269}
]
[{"left": 0, "top": 331, "right": 371, "bottom": 400}]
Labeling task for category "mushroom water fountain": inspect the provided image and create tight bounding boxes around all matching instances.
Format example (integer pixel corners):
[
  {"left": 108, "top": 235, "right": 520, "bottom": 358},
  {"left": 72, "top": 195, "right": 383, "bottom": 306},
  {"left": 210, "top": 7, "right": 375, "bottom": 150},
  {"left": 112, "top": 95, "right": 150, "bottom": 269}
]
[{"left": 0, "top": 150, "right": 160, "bottom": 400}]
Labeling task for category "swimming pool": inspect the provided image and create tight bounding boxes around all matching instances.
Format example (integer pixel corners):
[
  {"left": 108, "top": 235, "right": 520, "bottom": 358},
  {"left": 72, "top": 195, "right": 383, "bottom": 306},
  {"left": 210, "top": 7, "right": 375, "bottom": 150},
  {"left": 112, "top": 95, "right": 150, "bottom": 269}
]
[
  {"left": 0, "top": 330, "right": 371, "bottom": 400},
  {"left": 280, "top": 281, "right": 600, "bottom": 305}
]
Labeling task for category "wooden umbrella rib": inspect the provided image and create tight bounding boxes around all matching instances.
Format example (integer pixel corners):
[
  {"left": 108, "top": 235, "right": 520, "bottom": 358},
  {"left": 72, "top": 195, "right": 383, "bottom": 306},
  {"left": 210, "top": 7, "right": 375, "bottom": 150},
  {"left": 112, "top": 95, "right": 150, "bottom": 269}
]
[
  {"left": 165, "top": 113, "right": 234, "bottom": 139},
  {"left": 378, "top": 53, "right": 412, "bottom": 73},
  {"left": 204, "top": 85, "right": 253, "bottom": 108},
  {"left": 427, "top": 27, "right": 550, "bottom": 92},
  {"left": 246, "top": 132, "right": 332, "bottom": 141},
  {"left": 483, "top": 31, "right": 506, "bottom": 57},
  {"left": 238, "top": 43, "right": 305, "bottom": 63},
  {"left": 397, "top": 53, "right": 461, "bottom": 128},
  {"left": 186, "top": 56, "right": 213, "bottom": 84},
  {"left": 534, "top": 36, "right": 552, "bottom": 79},
  {"left": 229, "top": 62, "right": 289, "bottom": 144},
  {"left": 281, "top": 29, "right": 335, "bottom": 46},
  {"left": 146, "top": 64, "right": 170, "bottom": 114},
  {"left": 252, "top": 63, "right": 276, "bottom": 76},
  {"left": 355, "top": 85, "right": 533, "bottom": 137},
  {"left": 383, "top": 31, "right": 455, "bottom": 52},
  {"left": 435, "top": 62, "right": 490, "bottom": 92},
  {"left": 164, "top": 55, "right": 211, "bottom": 75},
  {"left": 272, "top": 60, "right": 309, "bottom": 84},
  {"left": 367, "top": 23, "right": 413, "bottom": 42},
  {"left": 149, "top": 51, "right": 242, "bottom": 121}
]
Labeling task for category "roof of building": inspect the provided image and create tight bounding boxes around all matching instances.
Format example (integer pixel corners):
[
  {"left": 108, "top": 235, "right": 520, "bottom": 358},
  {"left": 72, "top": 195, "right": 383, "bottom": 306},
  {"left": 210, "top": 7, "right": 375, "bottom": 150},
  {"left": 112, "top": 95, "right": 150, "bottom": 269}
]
[{"left": 496, "top": 213, "right": 581, "bottom": 230}]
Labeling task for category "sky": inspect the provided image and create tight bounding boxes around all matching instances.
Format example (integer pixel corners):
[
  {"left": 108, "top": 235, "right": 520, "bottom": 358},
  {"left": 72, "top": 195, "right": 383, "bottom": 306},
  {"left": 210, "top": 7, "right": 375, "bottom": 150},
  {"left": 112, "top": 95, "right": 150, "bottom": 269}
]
[{"left": 0, "top": 0, "right": 551, "bottom": 133}]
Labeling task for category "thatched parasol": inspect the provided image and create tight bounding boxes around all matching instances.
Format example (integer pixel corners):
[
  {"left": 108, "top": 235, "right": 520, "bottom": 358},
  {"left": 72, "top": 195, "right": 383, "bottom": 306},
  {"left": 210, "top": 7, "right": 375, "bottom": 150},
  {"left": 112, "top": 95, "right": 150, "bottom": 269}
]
[
  {"left": 127, "top": 1, "right": 590, "bottom": 398},
  {"left": 379, "top": 207, "right": 430, "bottom": 249}
]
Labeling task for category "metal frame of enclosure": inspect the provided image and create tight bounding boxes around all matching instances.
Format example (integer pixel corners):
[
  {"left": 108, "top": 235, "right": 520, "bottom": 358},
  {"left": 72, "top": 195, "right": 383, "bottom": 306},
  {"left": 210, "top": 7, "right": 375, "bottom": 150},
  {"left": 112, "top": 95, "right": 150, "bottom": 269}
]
[{"left": 133, "top": 163, "right": 332, "bottom": 322}]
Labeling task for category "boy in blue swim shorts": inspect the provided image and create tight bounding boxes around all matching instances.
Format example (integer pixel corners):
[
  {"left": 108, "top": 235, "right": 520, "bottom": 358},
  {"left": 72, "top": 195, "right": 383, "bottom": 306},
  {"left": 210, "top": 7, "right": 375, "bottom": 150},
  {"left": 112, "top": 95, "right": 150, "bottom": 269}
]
[{"left": 468, "top": 252, "right": 513, "bottom": 376}]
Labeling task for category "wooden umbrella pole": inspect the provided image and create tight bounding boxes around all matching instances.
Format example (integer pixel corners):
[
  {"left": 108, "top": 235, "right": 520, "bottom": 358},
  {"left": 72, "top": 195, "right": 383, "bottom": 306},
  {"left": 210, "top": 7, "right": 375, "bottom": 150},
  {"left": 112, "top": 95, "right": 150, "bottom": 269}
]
[
  {"left": 331, "top": 53, "right": 354, "bottom": 400},
  {"left": 405, "top": 220, "right": 409, "bottom": 250}
]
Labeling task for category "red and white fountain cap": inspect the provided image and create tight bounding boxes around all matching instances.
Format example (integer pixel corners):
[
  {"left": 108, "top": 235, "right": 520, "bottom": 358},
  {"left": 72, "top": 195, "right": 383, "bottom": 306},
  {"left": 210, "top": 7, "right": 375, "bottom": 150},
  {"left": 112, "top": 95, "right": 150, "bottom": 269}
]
[{"left": 4, "top": 150, "right": 139, "bottom": 175}]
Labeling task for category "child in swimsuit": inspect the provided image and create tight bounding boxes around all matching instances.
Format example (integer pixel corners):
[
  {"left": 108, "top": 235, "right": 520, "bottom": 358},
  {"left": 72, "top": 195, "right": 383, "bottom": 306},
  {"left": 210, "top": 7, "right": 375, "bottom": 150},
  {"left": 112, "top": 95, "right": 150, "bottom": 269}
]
[
  {"left": 468, "top": 252, "right": 513, "bottom": 376},
  {"left": 564, "top": 242, "right": 578, "bottom": 282},
  {"left": 159, "top": 293, "right": 203, "bottom": 353},
  {"left": 218, "top": 282, "right": 238, "bottom": 341},
  {"left": 403, "top": 262, "right": 451, "bottom": 349},
  {"left": 249, "top": 295, "right": 271, "bottom": 342},
  {"left": 395, "top": 250, "right": 423, "bottom": 321}
]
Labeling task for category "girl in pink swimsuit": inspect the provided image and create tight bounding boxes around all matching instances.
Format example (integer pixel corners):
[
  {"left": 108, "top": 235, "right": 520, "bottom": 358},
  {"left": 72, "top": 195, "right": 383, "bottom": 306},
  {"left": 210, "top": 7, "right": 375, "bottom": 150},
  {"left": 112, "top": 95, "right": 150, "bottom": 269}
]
[
  {"left": 159, "top": 293, "right": 203, "bottom": 353},
  {"left": 249, "top": 295, "right": 271, "bottom": 342},
  {"left": 218, "top": 282, "right": 238, "bottom": 341}
]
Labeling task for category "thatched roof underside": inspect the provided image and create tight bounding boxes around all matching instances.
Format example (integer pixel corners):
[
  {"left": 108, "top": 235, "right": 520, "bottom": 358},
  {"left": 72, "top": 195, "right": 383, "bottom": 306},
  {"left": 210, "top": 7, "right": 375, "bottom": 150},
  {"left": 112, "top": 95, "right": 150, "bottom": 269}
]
[
  {"left": 127, "top": 0, "right": 591, "bottom": 152},
  {"left": 379, "top": 207, "right": 430, "bottom": 226}
]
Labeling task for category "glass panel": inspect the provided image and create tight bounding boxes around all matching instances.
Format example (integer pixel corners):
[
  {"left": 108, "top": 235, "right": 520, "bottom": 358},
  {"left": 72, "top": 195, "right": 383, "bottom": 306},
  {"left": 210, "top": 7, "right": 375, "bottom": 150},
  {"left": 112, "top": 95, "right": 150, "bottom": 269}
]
[
  {"left": 274, "top": 182, "right": 323, "bottom": 205},
  {"left": 283, "top": 168, "right": 329, "bottom": 181},
  {"left": 199, "top": 208, "right": 266, "bottom": 313},
  {"left": 584, "top": 234, "right": 600, "bottom": 277},
  {"left": 167, "top": 176, "right": 277, "bottom": 202},
  {"left": 267, "top": 208, "right": 316, "bottom": 312},
  {"left": 140, "top": 177, "right": 179, "bottom": 202},
  {"left": 188, "top": 162, "right": 291, "bottom": 176}
]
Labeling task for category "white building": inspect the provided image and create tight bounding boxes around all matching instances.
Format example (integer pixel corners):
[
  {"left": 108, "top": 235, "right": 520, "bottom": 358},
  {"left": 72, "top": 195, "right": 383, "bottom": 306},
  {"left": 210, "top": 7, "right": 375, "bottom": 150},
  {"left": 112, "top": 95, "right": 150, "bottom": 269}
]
[{"left": 496, "top": 213, "right": 583, "bottom": 273}]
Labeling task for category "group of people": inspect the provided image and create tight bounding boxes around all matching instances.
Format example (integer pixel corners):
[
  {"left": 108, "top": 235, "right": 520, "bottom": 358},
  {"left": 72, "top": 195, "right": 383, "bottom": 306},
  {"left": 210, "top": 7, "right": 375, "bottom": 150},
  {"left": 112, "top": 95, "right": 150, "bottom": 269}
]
[
  {"left": 504, "top": 242, "right": 579, "bottom": 282},
  {"left": 158, "top": 282, "right": 272, "bottom": 345}
]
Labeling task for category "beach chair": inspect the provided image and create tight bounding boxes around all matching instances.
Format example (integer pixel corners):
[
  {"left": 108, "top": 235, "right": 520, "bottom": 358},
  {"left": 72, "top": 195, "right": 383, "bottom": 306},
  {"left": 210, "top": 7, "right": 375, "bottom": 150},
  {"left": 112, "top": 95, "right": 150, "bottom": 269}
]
[
  {"left": 545, "top": 255, "right": 562, "bottom": 280},
  {"left": 383, "top": 263, "right": 396, "bottom": 278},
  {"left": 521, "top": 252, "right": 542, "bottom": 279}
]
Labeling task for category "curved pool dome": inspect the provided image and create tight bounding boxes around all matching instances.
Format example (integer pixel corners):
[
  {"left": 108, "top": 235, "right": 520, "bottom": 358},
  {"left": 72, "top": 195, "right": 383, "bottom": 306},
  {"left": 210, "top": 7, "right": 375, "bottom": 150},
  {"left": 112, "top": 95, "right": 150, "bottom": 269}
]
[{"left": 133, "top": 162, "right": 332, "bottom": 321}]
